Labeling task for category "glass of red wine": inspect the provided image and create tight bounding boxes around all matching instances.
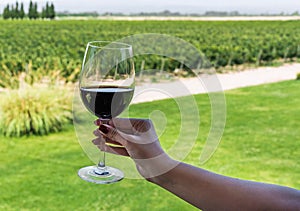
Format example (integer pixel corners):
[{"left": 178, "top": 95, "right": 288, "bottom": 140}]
[{"left": 78, "top": 41, "right": 135, "bottom": 184}]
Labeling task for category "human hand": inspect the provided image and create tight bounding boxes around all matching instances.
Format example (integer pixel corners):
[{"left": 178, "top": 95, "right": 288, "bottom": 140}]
[{"left": 92, "top": 118, "right": 178, "bottom": 179}]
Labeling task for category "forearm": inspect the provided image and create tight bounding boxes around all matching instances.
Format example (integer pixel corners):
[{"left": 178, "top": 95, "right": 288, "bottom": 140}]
[
  {"left": 149, "top": 162, "right": 233, "bottom": 210},
  {"left": 149, "top": 161, "right": 300, "bottom": 210}
]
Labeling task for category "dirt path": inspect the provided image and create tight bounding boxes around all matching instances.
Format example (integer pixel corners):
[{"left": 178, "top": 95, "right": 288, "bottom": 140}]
[
  {"left": 132, "top": 63, "right": 300, "bottom": 104},
  {"left": 95, "top": 16, "right": 300, "bottom": 21}
]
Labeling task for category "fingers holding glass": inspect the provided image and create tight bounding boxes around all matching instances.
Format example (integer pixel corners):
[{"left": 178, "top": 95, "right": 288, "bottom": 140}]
[{"left": 92, "top": 136, "right": 129, "bottom": 157}]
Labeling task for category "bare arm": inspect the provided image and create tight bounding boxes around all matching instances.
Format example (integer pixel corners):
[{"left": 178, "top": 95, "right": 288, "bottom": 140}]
[
  {"left": 150, "top": 161, "right": 300, "bottom": 210},
  {"left": 93, "top": 118, "right": 300, "bottom": 210}
]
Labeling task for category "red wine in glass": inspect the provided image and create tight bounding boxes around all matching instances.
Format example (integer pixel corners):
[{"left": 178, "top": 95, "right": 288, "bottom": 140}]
[{"left": 80, "top": 86, "right": 134, "bottom": 119}]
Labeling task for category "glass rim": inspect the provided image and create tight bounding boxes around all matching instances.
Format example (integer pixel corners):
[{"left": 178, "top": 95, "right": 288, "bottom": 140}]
[{"left": 87, "top": 41, "right": 132, "bottom": 50}]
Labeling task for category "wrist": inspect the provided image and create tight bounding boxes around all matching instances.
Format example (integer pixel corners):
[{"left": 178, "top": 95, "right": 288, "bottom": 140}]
[{"left": 137, "top": 154, "right": 179, "bottom": 184}]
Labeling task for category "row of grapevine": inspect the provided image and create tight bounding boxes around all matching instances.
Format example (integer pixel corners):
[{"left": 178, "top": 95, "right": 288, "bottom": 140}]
[{"left": 0, "top": 20, "right": 300, "bottom": 88}]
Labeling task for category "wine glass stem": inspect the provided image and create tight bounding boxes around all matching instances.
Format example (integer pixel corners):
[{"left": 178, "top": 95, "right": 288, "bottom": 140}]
[
  {"left": 98, "top": 151, "right": 105, "bottom": 167},
  {"left": 93, "top": 152, "right": 107, "bottom": 175},
  {"left": 95, "top": 118, "right": 110, "bottom": 173}
]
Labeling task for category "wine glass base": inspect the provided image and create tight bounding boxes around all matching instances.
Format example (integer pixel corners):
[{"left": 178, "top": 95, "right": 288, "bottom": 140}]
[{"left": 78, "top": 166, "right": 124, "bottom": 184}]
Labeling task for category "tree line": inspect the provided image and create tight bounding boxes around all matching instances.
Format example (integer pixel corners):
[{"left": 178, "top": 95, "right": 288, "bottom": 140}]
[{"left": 2, "top": 1, "right": 55, "bottom": 20}]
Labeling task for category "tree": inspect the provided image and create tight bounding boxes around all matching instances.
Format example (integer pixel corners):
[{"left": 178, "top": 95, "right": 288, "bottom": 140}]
[
  {"left": 49, "top": 3, "right": 56, "bottom": 19},
  {"left": 15, "top": 2, "right": 20, "bottom": 19},
  {"left": 10, "top": 5, "right": 16, "bottom": 19},
  {"left": 45, "top": 2, "right": 49, "bottom": 18},
  {"left": 41, "top": 7, "right": 46, "bottom": 19},
  {"left": 20, "top": 3, "right": 25, "bottom": 19},
  {"left": 33, "top": 2, "right": 39, "bottom": 19},
  {"left": 2, "top": 4, "right": 11, "bottom": 19},
  {"left": 28, "top": 1, "right": 33, "bottom": 19}
]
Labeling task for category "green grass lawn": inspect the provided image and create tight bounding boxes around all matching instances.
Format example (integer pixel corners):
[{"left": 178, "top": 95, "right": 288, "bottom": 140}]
[{"left": 0, "top": 80, "right": 299, "bottom": 210}]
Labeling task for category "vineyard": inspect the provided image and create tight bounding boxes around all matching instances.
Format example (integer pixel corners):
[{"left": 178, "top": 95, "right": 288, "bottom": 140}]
[{"left": 1, "top": 19, "right": 300, "bottom": 88}]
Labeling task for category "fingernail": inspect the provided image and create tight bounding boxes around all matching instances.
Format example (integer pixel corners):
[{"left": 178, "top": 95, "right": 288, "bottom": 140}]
[
  {"left": 92, "top": 138, "right": 100, "bottom": 143},
  {"left": 94, "top": 119, "right": 101, "bottom": 126},
  {"left": 99, "top": 124, "right": 109, "bottom": 134}
]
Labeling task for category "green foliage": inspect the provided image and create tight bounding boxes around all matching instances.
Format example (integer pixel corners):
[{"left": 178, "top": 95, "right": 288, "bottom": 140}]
[
  {"left": 2, "top": 2, "right": 26, "bottom": 19},
  {"left": 15, "top": 2, "right": 20, "bottom": 19},
  {"left": 0, "top": 58, "right": 81, "bottom": 89},
  {"left": 28, "top": 1, "right": 36, "bottom": 19},
  {"left": 41, "top": 2, "right": 56, "bottom": 19},
  {"left": 0, "top": 64, "right": 20, "bottom": 89},
  {"left": 49, "top": 3, "right": 56, "bottom": 19},
  {"left": 19, "top": 3, "right": 25, "bottom": 19},
  {"left": 41, "top": 4, "right": 46, "bottom": 19},
  {"left": 2, "top": 5, "right": 10, "bottom": 19},
  {"left": 0, "top": 85, "right": 73, "bottom": 137},
  {"left": 28, "top": 1, "right": 40, "bottom": 19},
  {"left": 0, "top": 20, "right": 299, "bottom": 84},
  {"left": 297, "top": 72, "right": 300, "bottom": 80},
  {"left": 2, "top": 1, "right": 56, "bottom": 20}
]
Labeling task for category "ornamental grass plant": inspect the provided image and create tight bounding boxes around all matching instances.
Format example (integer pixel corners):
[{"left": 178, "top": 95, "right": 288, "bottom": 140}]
[{"left": 0, "top": 84, "right": 73, "bottom": 137}]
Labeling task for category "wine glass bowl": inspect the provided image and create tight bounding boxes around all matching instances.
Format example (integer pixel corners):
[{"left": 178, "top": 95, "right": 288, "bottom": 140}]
[{"left": 77, "top": 41, "right": 135, "bottom": 184}]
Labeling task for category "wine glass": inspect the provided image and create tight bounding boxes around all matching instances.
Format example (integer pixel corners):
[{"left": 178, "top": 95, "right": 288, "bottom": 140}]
[{"left": 77, "top": 41, "right": 135, "bottom": 184}]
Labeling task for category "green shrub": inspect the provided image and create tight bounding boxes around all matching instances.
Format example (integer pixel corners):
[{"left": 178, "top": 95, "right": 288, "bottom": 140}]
[
  {"left": 297, "top": 73, "right": 300, "bottom": 80},
  {"left": 0, "top": 85, "right": 73, "bottom": 137},
  {"left": 0, "top": 64, "right": 20, "bottom": 89}
]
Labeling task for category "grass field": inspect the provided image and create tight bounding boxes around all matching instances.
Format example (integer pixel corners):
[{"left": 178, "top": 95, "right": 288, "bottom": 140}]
[{"left": 0, "top": 80, "right": 299, "bottom": 210}]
